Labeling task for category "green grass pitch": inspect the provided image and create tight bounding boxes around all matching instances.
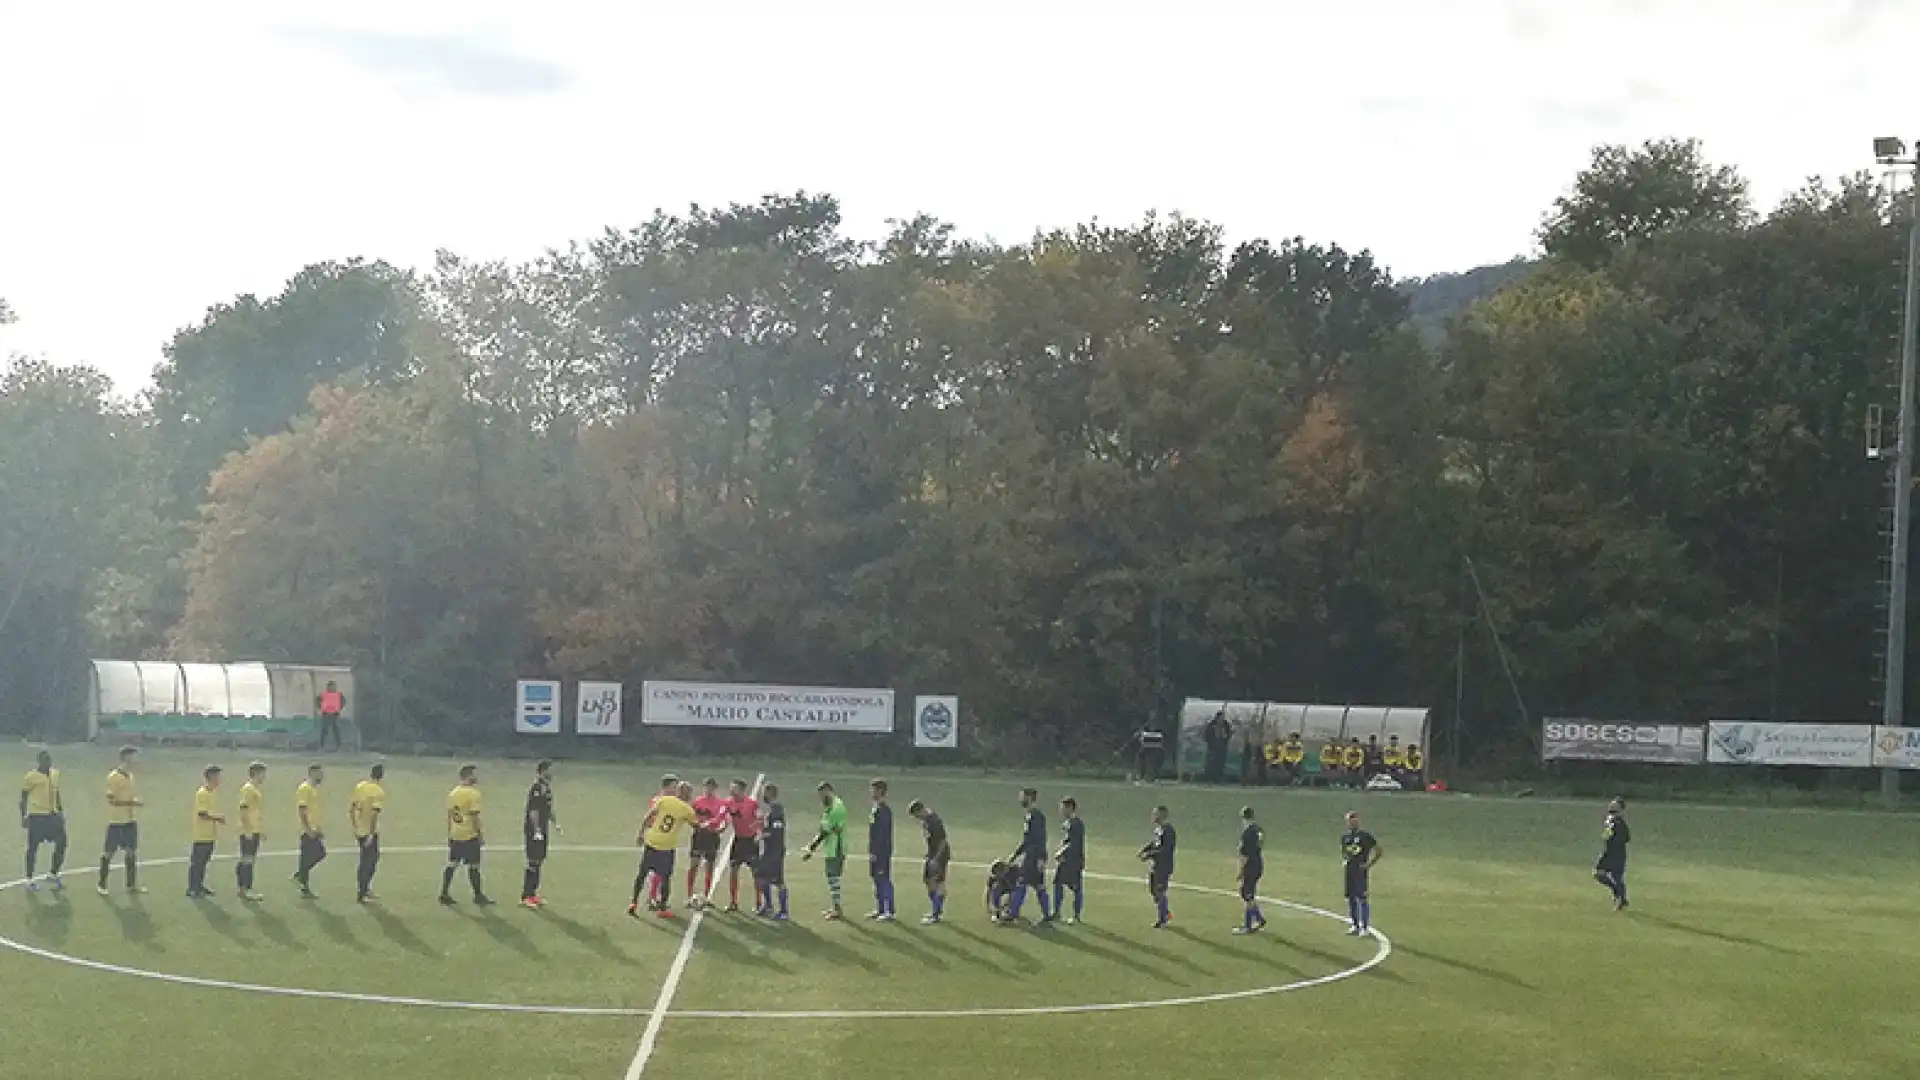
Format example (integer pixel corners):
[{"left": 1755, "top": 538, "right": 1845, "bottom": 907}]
[{"left": 3, "top": 744, "right": 1917, "bottom": 1079}]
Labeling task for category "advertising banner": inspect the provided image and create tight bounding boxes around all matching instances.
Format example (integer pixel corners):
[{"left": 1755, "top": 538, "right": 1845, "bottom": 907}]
[
  {"left": 913, "top": 695, "right": 959, "bottom": 748},
  {"left": 1541, "top": 720, "right": 1705, "bottom": 764},
  {"left": 641, "top": 681, "right": 895, "bottom": 733},
  {"left": 576, "top": 681, "right": 623, "bottom": 736},
  {"left": 515, "top": 679, "right": 562, "bottom": 735},
  {"left": 1706, "top": 722, "right": 1875, "bottom": 767},
  {"left": 1871, "top": 726, "right": 1920, "bottom": 770}
]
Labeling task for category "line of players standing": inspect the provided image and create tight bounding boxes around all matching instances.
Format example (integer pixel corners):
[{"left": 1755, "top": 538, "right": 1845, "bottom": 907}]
[{"left": 615, "top": 774, "right": 1393, "bottom": 937}]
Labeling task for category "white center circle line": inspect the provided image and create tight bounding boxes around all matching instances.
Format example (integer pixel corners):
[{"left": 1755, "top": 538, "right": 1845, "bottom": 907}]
[{"left": 0, "top": 844, "right": 1391, "bottom": 1019}]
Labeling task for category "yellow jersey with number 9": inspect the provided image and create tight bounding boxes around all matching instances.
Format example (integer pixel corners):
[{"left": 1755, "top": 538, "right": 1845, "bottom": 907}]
[
  {"left": 447, "top": 784, "right": 483, "bottom": 842},
  {"left": 644, "top": 795, "right": 693, "bottom": 851}
]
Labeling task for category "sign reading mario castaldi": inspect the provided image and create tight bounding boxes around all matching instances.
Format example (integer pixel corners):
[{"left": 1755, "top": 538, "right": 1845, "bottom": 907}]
[{"left": 640, "top": 681, "right": 896, "bottom": 733}]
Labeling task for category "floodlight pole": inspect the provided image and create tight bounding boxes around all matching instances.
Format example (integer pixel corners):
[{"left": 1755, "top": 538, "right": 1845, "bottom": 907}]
[{"left": 1880, "top": 140, "right": 1920, "bottom": 807}]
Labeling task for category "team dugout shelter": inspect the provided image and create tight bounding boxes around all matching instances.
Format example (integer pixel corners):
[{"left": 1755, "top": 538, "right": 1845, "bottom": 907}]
[
  {"left": 1177, "top": 699, "right": 1431, "bottom": 785},
  {"left": 86, "top": 659, "right": 355, "bottom": 748}
]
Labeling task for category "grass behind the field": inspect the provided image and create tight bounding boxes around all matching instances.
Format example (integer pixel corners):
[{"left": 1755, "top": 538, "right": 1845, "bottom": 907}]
[{"left": 1, "top": 744, "right": 1916, "bottom": 1080}]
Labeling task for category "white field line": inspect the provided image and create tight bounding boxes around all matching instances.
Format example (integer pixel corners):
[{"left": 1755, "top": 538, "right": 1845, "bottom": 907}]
[{"left": 622, "top": 772, "right": 764, "bottom": 1080}]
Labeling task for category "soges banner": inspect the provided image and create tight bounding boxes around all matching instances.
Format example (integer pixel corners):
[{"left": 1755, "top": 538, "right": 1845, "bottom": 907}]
[
  {"left": 1706, "top": 722, "right": 1875, "bottom": 767},
  {"left": 641, "top": 681, "right": 895, "bottom": 733},
  {"left": 515, "top": 679, "right": 561, "bottom": 735},
  {"left": 1541, "top": 720, "right": 1705, "bottom": 764},
  {"left": 914, "top": 695, "right": 959, "bottom": 748},
  {"left": 576, "top": 681, "right": 622, "bottom": 736},
  {"left": 1871, "top": 726, "right": 1920, "bottom": 769}
]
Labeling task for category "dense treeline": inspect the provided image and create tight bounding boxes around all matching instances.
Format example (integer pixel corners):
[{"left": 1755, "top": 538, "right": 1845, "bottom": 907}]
[{"left": 0, "top": 139, "right": 1908, "bottom": 767}]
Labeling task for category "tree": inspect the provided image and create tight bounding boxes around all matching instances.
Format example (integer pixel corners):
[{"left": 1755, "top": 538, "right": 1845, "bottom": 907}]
[{"left": 1540, "top": 138, "right": 1751, "bottom": 268}]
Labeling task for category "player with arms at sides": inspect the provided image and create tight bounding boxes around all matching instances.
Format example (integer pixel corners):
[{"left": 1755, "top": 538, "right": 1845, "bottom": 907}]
[
  {"left": 687, "top": 778, "right": 727, "bottom": 909},
  {"left": 1052, "top": 796, "right": 1085, "bottom": 925},
  {"left": 98, "top": 746, "right": 144, "bottom": 896},
  {"left": 800, "top": 781, "right": 849, "bottom": 920},
  {"left": 1594, "top": 796, "right": 1630, "bottom": 911},
  {"left": 293, "top": 764, "right": 327, "bottom": 899},
  {"left": 351, "top": 764, "right": 386, "bottom": 903},
  {"left": 908, "top": 799, "right": 950, "bottom": 924},
  {"left": 1138, "top": 805, "right": 1176, "bottom": 929},
  {"left": 235, "top": 762, "right": 267, "bottom": 901},
  {"left": 753, "top": 783, "right": 788, "bottom": 919},
  {"left": 440, "top": 764, "right": 493, "bottom": 906},
  {"left": 866, "top": 779, "right": 895, "bottom": 921},
  {"left": 521, "top": 760, "right": 559, "bottom": 908},
  {"left": 1233, "top": 806, "right": 1267, "bottom": 934},
  {"left": 20, "top": 749, "right": 65, "bottom": 892},
  {"left": 723, "top": 778, "right": 759, "bottom": 913},
  {"left": 1340, "top": 810, "right": 1382, "bottom": 935},
  {"left": 631, "top": 779, "right": 693, "bottom": 917},
  {"left": 186, "top": 766, "right": 225, "bottom": 899},
  {"left": 1003, "top": 787, "right": 1053, "bottom": 924}
]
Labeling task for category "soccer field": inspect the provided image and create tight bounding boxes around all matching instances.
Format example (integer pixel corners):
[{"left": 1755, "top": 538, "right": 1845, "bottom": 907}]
[{"left": 3, "top": 745, "right": 1917, "bottom": 1080}]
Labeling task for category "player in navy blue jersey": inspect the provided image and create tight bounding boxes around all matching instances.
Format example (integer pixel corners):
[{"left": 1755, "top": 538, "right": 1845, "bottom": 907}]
[
  {"left": 1138, "top": 805, "right": 1176, "bottom": 928},
  {"left": 1233, "top": 806, "right": 1267, "bottom": 934},
  {"left": 1340, "top": 810, "right": 1382, "bottom": 935},
  {"left": 755, "top": 784, "right": 789, "bottom": 920},
  {"left": 1003, "top": 787, "right": 1053, "bottom": 923},
  {"left": 1594, "top": 796, "right": 1630, "bottom": 911},
  {"left": 1052, "top": 796, "right": 1086, "bottom": 924},
  {"left": 866, "top": 779, "right": 896, "bottom": 921},
  {"left": 909, "top": 800, "right": 951, "bottom": 924}
]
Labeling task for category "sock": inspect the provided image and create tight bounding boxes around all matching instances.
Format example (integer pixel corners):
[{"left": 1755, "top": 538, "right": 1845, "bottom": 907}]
[
  {"left": 875, "top": 879, "right": 886, "bottom": 912},
  {"left": 1009, "top": 885, "right": 1026, "bottom": 917},
  {"left": 827, "top": 875, "right": 842, "bottom": 910},
  {"left": 631, "top": 873, "right": 646, "bottom": 906},
  {"left": 658, "top": 874, "right": 673, "bottom": 906},
  {"left": 440, "top": 866, "right": 456, "bottom": 897},
  {"left": 685, "top": 868, "right": 696, "bottom": 897},
  {"left": 730, "top": 874, "right": 740, "bottom": 906},
  {"left": 1072, "top": 886, "right": 1083, "bottom": 918},
  {"left": 238, "top": 862, "right": 253, "bottom": 890},
  {"left": 778, "top": 886, "right": 789, "bottom": 915},
  {"left": 1244, "top": 904, "right": 1256, "bottom": 929},
  {"left": 755, "top": 880, "right": 767, "bottom": 909},
  {"left": 125, "top": 855, "right": 137, "bottom": 889},
  {"left": 99, "top": 857, "right": 111, "bottom": 889},
  {"left": 1037, "top": 887, "right": 1052, "bottom": 919},
  {"left": 1155, "top": 894, "right": 1169, "bottom": 922},
  {"left": 522, "top": 864, "right": 538, "bottom": 900},
  {"left": 468, "top": 866, "right": 484, "bottom": 898},
  {"left": 703, "top": 866, "right": 714, "bottom": 898},
  {"left": 1052, "top": 883, "right": 1063, "bottom": 915},
  {"left": 1250, "top": 902, "right": 1263, "bottom": 925},
  {"left": 884, "top": 878, "right": 896, "bottom": 914},
  {"left": 50, "top": 841, "right": 64, "bottom": 876},
  {"left": 1359, "top": 899, "right": 1371, "bottom": 929},
  {"left": 25, "top": 848, "right": 36, "bottom": 879},
  {"left": 1348, "top": 897, "right": 1360, "bottom": 925}
]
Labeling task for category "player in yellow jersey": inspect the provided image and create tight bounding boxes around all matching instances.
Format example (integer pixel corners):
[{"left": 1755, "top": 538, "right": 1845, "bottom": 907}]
[
  {"left": 97, "top": 746, "right": 145, "bottom": 896},
  {"left": 351, "top": 764, "right": 387, "bottom": 903},
  {"left": 440, "top": 764, "right": 492, "bottom": 906},
  {"left": 293, "top": 764, "right": 326, "bottom": 898},
  {"left": 20, "top": 749, "right": 66, "bottom": 892},
  {"left": 235, "top": 762, "right": 267, "bottom": 901},
  {"left": 630, "top": 782, "right": 694, "bottom": 918},
  {"left": 187, "top": 765, "right": 225, "bottom": 899}
]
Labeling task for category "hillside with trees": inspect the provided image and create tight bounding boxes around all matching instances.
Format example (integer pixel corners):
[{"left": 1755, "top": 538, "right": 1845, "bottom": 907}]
[{"left": 0, "top": 138, "right": 1906, "bottom": 768}]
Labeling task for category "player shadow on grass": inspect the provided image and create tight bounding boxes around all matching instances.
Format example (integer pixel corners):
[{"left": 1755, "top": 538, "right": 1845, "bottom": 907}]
[
  {"left": 1083, "top": 924, "right": 1211, "bottom": 976},
  {"left": 191, "top": 896, "right": 254, "bottom": 948},
  {"left": 108, "top": 896, "right": 161, "bottom": 951},
  {"left": 1627, "top": 912, "right": 1800, "bottom": 955},
  {"left": 692, "top": 920, "right": 796, "bottom": 975},
  {"left": 22, "top": 892, "right": 73, "bottom": 948},
  {"left": 841, "top": 918, "right": 951, "bottom": 971},
  {"left": 363, "top": 905, "right": 436, "bottom": 958},
  {"left": 1388, "top": 943, "right": 1528, "bottom": 989},
  {"left": 304, "top": 901, "right": 370, "bottom": 953},
  {"left": 531, "top": 907, "right": 629, "bottom": 964},
  {"left": 865, "top": 921, "right": 1018, "bottom": 976},
  {"left": 460, "top": 906, "right": 543, "bottom": 960},
  {"left": 945, "top": 922, "right": 1044, "bottom": 975},
  {"left": 740, "top": 919, "right": 885, "bottom": 973},
  {"left": 243, "top": 904, "right": 304, "bottom": 951},
  {"left": 1267, "top": 933, "right": 1391, "bottom": 980},
  {"left": 1042, "top": 924, "right": 1193, "bottom": 984}
]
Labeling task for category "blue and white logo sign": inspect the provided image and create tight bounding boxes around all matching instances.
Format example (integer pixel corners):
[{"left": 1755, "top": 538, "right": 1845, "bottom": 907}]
[
  {"left": 914, "top": 695, "right": 959, "bottom": 749},
  {"left": 516, "top": 679, "right": 561, "bottom": 735}
]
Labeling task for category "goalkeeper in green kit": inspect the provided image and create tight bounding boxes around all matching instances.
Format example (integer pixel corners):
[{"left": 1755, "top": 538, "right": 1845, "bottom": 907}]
[{"left": 801, "top": 781, "right": 849, "bottom": 920}]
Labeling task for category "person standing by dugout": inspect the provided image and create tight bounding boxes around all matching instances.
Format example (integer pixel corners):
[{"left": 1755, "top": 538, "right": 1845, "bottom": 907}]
[{"left": 316, "top": 680, "right": 347, "bottom": 751}]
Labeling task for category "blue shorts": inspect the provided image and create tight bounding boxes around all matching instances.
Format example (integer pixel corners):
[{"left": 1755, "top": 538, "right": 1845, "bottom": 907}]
[
  {"left": 1344, "top": 866, "right": 1369, "bottom": 900},
  {"left": 1240, "top": 866, "right": 1263, "bottom": 902}
]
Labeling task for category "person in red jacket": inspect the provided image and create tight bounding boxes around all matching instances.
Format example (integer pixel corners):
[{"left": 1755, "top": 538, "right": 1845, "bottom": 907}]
[{"left": 316, "top": 681, "right": 346, "bottom": 750}]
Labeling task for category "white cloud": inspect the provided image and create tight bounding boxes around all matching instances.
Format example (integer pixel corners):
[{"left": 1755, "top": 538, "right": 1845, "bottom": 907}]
[{"left": 0, "top": 0, "right": 1909, "bottom": 387}]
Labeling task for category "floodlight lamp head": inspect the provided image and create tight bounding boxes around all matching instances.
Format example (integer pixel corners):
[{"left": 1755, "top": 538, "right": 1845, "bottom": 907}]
[{"left": 1875, "top": 136, "right": 1908, "bottom": 163}]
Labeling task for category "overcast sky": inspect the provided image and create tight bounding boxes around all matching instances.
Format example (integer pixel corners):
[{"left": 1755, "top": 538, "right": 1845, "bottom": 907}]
[{"left": 0, "top": 0, "right": 1910, "bottom": 390}]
